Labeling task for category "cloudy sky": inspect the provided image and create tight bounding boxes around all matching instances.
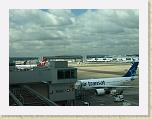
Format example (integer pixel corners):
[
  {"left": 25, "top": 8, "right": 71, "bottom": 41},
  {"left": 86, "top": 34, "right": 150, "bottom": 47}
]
[{"left": 9, "top": 9, "right": 139, "bottom": 57}]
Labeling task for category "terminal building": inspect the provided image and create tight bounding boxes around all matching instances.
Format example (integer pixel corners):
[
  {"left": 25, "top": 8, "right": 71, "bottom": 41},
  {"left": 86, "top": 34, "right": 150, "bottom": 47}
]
[{"left": 9, "top": 61, "right": 77, "bottom": 106}]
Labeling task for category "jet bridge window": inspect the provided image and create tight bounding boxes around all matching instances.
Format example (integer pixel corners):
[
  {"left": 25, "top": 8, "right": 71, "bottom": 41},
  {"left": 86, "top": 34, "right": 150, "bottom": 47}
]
[
  {"left": 71, "top": 70, "right": 76, "bottom": 78},
  {"left": 58, "top": 69, "right": 76, "bottom": 80},
  {"left": 58, "top": 70, "right": 65, "bottom": 79},
  {"left": 65, "top": 70, "right": 71, "bottom": 79}
]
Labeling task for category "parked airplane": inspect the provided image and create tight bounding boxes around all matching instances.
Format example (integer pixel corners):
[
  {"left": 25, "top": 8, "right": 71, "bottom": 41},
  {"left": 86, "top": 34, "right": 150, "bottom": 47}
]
[
  {"left": 16, "top": 57, "right": 48, "bottom": 69},
  {"left": 75, "top": 62, "right": 139, "bottom": 95}
]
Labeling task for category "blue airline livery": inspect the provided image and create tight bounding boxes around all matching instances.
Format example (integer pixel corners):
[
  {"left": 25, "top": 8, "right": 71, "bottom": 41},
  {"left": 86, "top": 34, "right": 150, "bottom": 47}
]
[{"left": 75, "top": 61, "right": 139, "bottom": 95}]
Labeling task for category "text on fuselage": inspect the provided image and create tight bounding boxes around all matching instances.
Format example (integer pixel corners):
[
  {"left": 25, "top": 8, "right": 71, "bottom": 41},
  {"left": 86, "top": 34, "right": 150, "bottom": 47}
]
[{"left": 82, "top": 81, "right": 105, "bottom": 87}]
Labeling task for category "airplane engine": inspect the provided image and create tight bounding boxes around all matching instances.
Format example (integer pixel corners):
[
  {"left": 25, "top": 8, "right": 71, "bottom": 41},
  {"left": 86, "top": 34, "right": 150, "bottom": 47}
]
[
  {"left": 96, "top": 89, "right": 123, "bottom": 96},
  {"left": 95, "top": 89, "right": 106, "bottom": 95}
]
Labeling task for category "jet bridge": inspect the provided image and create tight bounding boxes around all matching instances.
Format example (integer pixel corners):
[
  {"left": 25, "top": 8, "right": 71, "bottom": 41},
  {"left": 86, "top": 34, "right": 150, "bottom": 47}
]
[{"left": 9, "top": 61, "right": 77, "bottom": 106}]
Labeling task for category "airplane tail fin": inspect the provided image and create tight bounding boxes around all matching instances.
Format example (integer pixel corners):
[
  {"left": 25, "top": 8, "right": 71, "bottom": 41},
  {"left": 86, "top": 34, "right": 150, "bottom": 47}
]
[
  {"left": 123, "top": 61, "right": 139, "bottom": 77},
  {"left": 37, "top": 57, "right": 47, "bottom": 67}
]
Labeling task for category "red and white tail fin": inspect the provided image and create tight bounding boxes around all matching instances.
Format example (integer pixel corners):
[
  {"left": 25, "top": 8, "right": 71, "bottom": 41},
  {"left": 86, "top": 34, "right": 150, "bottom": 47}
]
[{"left": 37, "top": 57, "right": 47, "bottom": 67}]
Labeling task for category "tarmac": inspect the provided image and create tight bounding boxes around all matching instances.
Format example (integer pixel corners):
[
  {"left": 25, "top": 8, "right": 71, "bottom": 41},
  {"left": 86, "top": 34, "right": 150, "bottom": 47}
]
[{"left": 71, "top": 62, "right": 139, "bottom": 106}]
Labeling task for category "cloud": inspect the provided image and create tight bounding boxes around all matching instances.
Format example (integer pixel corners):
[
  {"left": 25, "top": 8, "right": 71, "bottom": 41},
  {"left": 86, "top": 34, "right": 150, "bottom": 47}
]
[{"left": 9, "top": 9, "right": 139, "bottom": 57}]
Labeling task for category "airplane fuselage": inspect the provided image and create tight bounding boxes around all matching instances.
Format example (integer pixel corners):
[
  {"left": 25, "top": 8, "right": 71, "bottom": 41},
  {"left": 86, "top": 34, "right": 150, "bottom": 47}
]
[
  {"left": 77, "top": 77, "right": 132, "bottom": 89},
  {"left": 75, "top": 61, "right": 138, "bottom": 93},
  {"left": 16, "top": 64, "right": 37, "bottom": 69}
]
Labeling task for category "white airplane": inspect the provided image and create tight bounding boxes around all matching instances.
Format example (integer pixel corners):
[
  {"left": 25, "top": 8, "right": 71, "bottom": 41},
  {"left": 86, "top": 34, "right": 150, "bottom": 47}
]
[
  {"left": 16, "top": 64, "right": 37, "bottom": 69},
  {"left": 16, "top": 57, "right": 48, "bottom": 69},
  {"left": 75, "top": 62, "right": 139, "bottom": 95}
]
